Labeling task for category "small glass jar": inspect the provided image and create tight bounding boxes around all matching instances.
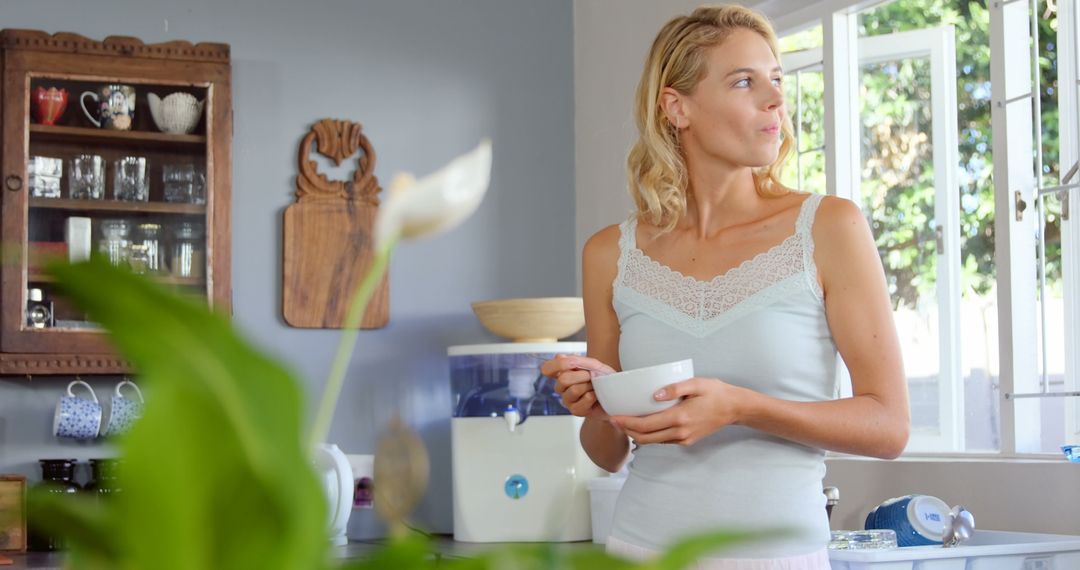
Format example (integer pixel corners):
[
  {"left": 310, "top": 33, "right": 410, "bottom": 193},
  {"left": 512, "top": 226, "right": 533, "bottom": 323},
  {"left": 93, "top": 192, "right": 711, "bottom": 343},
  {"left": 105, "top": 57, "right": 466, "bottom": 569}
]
[
  {"left": 170, "top": 222, "right": 205, "bottom": 278},
  {"left": 133, "top": 222, "right": 165, "bottom": 273},
  {"left": 98, "top": 219, "right": 130, "bottom": 266},
  {"left": 128, "top": 243, "right": 150, "bottom": 274},
  {"left": 26, "top": 288, "right": 51, "bottom": 328}
]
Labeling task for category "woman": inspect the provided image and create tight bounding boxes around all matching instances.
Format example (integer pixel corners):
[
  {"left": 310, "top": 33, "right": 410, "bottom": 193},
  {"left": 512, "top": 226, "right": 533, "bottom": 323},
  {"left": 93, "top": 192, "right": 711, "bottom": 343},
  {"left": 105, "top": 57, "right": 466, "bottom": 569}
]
[{"left": 541, "top": 5, "right": 910, "bottom": 567}]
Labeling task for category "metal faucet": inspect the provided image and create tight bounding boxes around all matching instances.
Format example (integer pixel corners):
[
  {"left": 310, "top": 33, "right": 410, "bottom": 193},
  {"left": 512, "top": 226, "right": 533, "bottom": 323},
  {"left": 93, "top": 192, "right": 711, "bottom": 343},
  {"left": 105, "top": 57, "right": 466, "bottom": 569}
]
[{"left": 824, "top": 486, "right": 840, "bottom": 521}]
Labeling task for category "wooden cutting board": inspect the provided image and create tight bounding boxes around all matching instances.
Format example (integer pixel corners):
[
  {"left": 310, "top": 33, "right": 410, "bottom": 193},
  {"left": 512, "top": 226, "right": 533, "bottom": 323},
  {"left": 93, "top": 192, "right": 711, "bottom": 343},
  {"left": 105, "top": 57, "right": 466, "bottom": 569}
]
[{"left": 282, "top": 119, "right": 388, "bottom": 328}]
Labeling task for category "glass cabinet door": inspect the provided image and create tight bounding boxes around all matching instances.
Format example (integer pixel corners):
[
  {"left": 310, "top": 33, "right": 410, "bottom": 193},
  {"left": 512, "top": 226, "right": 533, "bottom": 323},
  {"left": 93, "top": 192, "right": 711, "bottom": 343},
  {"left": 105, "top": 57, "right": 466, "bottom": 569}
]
[
  {"left": 6, "top": 71, "right": 214, "bottom": 353},
  {"left": 0, "top": 29, "right": 230, "bottom": 373}
]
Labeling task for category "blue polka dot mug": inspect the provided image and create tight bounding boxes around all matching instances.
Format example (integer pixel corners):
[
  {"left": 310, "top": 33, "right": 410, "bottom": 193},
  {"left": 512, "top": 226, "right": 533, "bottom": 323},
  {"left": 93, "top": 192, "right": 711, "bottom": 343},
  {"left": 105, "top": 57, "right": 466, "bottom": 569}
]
[
  {"left": 864, "top": 494, "right": 950, "bottom": 547},
  {"left": 53, "top": 380, "right": 103, "bottom": 440},
  {"left": 102, "top": 379, "right": 144, "bottom": 437}
]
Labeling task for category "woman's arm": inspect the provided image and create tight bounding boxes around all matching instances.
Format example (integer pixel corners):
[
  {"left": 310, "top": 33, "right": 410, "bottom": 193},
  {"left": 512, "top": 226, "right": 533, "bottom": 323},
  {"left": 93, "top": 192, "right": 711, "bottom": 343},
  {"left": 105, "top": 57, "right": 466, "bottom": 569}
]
[
  {"left": 741, "top": 196, "right": 910, "bottom": 457},
  {"left": 548, "top": 225, "right": 631, "bottom": 473},
  {"left": 614, "top": 197, "right": 910, "bottom": 459}
]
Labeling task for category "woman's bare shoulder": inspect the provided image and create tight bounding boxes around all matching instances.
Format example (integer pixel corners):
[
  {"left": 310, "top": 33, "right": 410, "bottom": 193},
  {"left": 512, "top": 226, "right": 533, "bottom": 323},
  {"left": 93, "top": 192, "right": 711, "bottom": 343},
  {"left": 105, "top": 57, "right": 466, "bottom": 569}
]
[
  {"left": 582, "top": 224, "right": 623, "bottom": 276},
  {"left": 811, "top": 195, "right": 878, "bottom": 280},
  {"left": 584, "top": 223, "right": 622, "bottom": 256},
  {"left": 813, "top": 195, "right": 869, "bottom": 244}
]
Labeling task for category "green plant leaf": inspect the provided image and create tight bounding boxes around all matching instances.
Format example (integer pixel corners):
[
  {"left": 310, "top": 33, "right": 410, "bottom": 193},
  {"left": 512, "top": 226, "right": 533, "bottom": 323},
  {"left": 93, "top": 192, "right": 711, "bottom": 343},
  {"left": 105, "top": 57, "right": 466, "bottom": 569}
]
[
  {"left": 29, "top": 487, "right": 119, "bottom": 569},
  {"left": 44, "top": 258, "right": 328, "bottom": 570},
  {"left": 563, "top": 549, "right": 638, "bottom": 570}
]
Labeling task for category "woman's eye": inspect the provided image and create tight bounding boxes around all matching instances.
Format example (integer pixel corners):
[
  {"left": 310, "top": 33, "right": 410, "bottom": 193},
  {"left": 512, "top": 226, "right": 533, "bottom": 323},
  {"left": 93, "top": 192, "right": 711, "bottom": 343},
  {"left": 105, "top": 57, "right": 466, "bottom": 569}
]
[
  {"left": 771, "top": 77, "right": 783, "bottom": 86},
  {"left": 734, "top": 78, "right": 751, "bottom": 87}
]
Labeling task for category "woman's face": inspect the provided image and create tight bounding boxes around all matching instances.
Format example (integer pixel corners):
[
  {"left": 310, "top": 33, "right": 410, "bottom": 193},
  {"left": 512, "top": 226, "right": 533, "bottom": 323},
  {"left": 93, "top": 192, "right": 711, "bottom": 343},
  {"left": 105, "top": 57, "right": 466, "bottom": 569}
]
[{"left": 673, "top": 28, "right": 786, "bottom": 169}]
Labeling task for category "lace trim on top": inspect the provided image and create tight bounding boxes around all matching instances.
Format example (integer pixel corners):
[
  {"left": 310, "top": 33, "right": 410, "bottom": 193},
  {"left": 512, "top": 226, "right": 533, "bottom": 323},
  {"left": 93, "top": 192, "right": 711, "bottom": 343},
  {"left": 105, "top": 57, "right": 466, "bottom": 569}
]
[{"left": 615, "top": 193, "right": 824, "bottom": 338}]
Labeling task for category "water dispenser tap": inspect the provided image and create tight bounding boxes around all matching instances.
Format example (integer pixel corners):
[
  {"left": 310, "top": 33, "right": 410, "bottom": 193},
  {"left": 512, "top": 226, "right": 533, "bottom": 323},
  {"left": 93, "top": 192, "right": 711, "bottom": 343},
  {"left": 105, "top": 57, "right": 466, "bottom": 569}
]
[{"left": 504, "top": 404, "right": 521, "bottom": 432}]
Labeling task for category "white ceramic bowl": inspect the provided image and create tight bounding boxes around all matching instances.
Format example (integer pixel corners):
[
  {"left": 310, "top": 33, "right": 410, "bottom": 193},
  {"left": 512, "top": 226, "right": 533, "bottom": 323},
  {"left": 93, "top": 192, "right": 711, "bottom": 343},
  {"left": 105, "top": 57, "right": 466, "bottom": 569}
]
[
  {"left": 592, "top": 359, "right": 694, "bottom": 417},
  {"left": 148, "top": 92, "right": 204, "bottom": 135}
]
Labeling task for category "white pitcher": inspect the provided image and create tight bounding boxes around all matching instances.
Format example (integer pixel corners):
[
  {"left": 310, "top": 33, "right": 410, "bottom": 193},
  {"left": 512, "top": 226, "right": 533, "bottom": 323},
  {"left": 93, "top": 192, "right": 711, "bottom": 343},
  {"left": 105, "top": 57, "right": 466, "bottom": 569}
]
[{"left": 313, "top": 443, "right": 354, "bottom": 546}]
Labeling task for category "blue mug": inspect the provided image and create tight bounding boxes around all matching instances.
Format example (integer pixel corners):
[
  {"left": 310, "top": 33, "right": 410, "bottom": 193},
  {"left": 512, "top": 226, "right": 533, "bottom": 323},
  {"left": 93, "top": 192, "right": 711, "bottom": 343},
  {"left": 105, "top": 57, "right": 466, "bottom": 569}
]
[
  {"left": 53, "top": 380, "right": 102, "bottom": 440},
  {"left": 864, "top": 495, "right": 949, "bottom": 547},
  {"left": 101, "top": 379, "right": 144, "bottom": 437}
]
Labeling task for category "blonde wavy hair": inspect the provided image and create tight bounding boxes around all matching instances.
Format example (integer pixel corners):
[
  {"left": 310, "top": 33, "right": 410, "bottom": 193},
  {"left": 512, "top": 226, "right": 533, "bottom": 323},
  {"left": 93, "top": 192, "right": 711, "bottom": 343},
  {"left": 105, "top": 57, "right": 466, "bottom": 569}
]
[{"left": 627, "top": 5, "right": 794, "bottom": 232}]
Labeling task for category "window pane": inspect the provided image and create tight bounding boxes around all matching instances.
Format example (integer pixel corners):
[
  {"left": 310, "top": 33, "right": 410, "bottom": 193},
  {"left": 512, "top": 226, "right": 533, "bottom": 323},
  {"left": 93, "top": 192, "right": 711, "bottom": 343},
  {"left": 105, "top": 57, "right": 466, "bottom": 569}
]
[
  {"left": 859, "top": 0, "right": 998, "bottom": 453},
  {"left": 781, "top": 68, "right": 825, "bottom": 193},
  {"left": 780, "top": 24, "right": 823, "bottom": 53},
  {"left": 798, "top": 150, "right": 826, "bottom": 195},
  {"left": 798, "top": 71, "right": 825, "bottom": 153},
  {"left": 1033, "top": 193, "right": 1067, "bottom": 453},
  {"left": 860, "top": 57, "right": 946, "bottom": 447}
]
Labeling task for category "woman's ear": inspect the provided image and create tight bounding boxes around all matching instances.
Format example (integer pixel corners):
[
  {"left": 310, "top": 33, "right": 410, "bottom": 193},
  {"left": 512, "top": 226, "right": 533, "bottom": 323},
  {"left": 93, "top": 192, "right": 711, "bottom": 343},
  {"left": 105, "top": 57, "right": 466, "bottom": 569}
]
[{"left": 659, "top": 87, "right": 688, "bottom": 130}]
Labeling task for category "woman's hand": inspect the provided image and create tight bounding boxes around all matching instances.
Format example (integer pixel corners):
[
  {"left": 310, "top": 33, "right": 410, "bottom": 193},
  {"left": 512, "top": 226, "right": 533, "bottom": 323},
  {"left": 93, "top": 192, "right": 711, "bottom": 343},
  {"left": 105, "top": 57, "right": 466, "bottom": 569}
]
[
  {"left": 611, "top": 377, "right": 744, "bottom": 446},
  {"left": 540, "top": 354, "right": 617, "bottom": 420}
]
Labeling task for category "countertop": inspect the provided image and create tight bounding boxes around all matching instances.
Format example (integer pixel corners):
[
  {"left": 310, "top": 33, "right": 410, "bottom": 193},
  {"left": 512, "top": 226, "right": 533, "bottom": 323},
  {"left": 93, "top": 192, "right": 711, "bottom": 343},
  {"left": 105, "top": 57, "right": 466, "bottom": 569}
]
[{"left": 0, "top": 535, "right": 603, "bottom": 568}]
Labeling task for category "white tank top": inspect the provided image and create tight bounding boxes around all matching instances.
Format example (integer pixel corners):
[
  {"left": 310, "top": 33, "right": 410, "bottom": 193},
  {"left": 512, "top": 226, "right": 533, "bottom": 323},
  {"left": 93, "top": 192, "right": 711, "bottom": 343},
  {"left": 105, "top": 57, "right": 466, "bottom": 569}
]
[{"left": 609, "top": 192, "right": 838, "bottom": 558}]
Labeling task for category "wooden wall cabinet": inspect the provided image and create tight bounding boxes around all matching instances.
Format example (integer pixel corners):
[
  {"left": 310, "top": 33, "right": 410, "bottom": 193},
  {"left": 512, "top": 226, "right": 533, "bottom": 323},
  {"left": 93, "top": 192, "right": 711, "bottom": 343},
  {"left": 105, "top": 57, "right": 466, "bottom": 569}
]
[{"left": 0, "top": 30, "right": 232, "bottom": 374}]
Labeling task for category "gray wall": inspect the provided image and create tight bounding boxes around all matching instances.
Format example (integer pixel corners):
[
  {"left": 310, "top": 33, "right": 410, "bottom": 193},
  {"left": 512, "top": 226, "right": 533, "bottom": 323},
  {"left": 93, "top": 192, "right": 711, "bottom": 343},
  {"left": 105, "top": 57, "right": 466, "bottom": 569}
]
[{"left": 0, "top": 0, "right": 576, "bottom": 537}]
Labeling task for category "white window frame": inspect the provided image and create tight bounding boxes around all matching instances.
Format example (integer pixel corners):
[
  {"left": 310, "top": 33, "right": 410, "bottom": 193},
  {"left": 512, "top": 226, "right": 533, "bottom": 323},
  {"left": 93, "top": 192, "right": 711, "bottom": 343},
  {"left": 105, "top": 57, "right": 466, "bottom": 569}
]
[
  {"left": 991, "top": 0, "right": 1080, "bottom": 457},
  {"left": 782, "top": 27, "right": 964, "bottom": 452},
  {"left": 1057, "top": 0, "right": 1080, "bottom": 446}
]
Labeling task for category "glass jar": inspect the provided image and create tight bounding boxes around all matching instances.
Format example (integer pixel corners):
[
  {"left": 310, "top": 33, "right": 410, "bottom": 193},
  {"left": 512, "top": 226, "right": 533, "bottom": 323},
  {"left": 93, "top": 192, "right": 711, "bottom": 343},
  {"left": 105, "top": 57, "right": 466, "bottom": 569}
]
[
  {"left": 83, "top": 458, "right": 122, "bottom": 502},
  {"left": 170, "top": 222, "right": 205, "bottom": 278},
  {"left": 128, "top": 243, "right": 150, "bottom": 274},
  {"left": 28, "top": 459, "right": 80, "bottom": 551},
  {"left": 26, "top": 288, "right": 51, "bottom": 328},
  {"left": 98, "top": 219, "right": 130, "bottom": 266},
  {"left": 133, "top": 223, "right": 165, "bottom": 273}
]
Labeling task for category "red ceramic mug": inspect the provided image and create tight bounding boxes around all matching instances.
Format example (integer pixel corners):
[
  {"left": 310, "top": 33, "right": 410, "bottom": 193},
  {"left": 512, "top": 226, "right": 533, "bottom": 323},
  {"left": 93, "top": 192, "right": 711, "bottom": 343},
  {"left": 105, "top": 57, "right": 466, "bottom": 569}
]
[{"left": 33, "top": 86, "right": 69, "bottom": 126}]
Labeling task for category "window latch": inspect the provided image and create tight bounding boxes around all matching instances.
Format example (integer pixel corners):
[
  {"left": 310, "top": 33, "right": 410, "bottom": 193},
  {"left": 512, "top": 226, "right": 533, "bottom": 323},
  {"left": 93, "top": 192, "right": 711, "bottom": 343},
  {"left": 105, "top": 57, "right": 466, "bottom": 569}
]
[{"left": 1015, "top": 191, "right": 1027, "bottom": 222}]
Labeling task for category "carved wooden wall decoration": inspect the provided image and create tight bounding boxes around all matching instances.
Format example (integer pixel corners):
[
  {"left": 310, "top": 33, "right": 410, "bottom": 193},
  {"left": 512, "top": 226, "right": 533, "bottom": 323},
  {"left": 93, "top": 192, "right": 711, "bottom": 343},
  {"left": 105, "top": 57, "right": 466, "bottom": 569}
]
[{"left": 283, "top": 119, "right": 388, "bottom": 328}]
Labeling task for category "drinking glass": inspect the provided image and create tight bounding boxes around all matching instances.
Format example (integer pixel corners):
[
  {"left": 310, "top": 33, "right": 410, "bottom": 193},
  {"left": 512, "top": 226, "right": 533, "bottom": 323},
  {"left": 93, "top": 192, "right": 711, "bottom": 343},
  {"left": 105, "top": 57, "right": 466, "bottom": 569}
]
[
  {"left": 69, "top": 154, "right": 105, "bottom": 200},
  {"left": 163, "top": 163, "right": 206, "bottom": 204},
  {"left": 113, "top": 157, "right": 148, "bottom": 201}
]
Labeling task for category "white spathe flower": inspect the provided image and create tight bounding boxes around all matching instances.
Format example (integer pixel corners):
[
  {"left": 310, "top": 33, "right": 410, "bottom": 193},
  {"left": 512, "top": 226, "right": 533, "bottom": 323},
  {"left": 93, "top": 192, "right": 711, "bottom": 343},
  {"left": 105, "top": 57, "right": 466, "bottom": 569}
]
[{"left": 374, "top": 139, "right": 492, "bottom": 248}]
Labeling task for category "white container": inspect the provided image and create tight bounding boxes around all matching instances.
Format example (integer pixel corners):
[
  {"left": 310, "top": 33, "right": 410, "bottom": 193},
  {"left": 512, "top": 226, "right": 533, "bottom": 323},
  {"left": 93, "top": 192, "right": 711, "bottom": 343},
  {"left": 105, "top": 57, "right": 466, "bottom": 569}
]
[
  {"left": 449, "top": 342, "right": 603, "bottom": 543},
  {"left": 64, "top": 217, "right": 92, "bottom": 262},
  {"left": 587, "top": 476, "right": 625, "bottom": 544},
  {"left": 829, "top": 530, "right": 1080, "bottom": 570},
  {"left": 451, "top": 415, "right": 603, "bottom": 542}
]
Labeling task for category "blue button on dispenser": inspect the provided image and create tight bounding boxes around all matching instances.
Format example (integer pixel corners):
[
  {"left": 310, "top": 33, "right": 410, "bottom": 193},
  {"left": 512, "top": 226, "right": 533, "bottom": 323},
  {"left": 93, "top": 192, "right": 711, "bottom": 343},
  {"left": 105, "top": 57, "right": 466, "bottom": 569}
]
[{"left": 504, "top": 474, "right": 529, "bottom": 500}]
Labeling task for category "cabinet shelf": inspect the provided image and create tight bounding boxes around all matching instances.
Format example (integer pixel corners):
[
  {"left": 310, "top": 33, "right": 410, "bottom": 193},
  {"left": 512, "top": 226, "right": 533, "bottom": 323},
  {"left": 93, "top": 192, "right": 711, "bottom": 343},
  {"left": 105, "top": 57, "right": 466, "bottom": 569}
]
[
  {"left": 29, "top": 124, "right": 206, "bottom": 148},
  {"left": 29, "top": 197, "right": 206, "bottom": 215},
  {"left": 28, "top": 272, "right": 205, "bottom": 287}
]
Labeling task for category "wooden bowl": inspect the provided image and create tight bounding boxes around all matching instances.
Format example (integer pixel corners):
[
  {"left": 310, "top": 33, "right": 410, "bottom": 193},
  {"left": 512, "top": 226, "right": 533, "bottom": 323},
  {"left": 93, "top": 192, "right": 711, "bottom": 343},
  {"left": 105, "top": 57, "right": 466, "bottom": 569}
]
[{"left": 471, "top": 297, "right": 585, "bottom": 342}]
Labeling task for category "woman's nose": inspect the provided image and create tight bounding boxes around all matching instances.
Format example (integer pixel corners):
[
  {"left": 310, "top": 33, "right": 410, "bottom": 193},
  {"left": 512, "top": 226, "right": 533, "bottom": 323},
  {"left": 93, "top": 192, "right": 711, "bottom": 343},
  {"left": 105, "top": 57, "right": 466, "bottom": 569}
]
[{"left": 762, "top": 83, "right": 785, "bottom": 111}]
